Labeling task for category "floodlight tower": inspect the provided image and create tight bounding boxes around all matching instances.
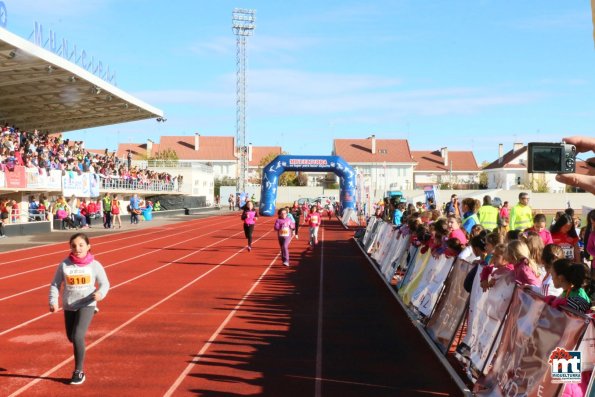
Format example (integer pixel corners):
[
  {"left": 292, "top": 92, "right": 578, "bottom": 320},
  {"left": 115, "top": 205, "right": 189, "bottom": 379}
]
[{"left": 232, "top": 8, "right": 256, "bottom": 193}]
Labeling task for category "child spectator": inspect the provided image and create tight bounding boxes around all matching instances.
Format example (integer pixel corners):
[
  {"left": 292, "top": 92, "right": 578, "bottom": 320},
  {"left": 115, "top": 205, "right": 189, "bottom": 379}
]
[
  {"left": 548, "top": 258, "right": 591, "bottom": 313},
  {"left": 527, "top": 213, "right": 553, "bottom": 246},
  {"left": 506, "top": 240, "right": 541, "bottom": 287},
  {"left": 522, "top": 233, "right": 545, "bottom": 274},
  {"left": 505, "top": 229, "right": 522, "bottom": 243},
  {"left": 480, "top": 243, "right": 512, "bottom": 291},
  {"left": 538, "top": 244, "right": 565, "bottom": 297},
  {"left": 550, "top": 213, "right": 581, "bottom": 261},
  {"left": 447, "top": 215, "right": 468, "bottom": 245},
  {"left": 461, "top": 198, "right": 479, "bottom": 234}
]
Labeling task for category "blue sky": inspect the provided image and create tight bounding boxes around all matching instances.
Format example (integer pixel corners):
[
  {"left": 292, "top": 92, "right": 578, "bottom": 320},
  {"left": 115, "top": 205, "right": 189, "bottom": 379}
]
[{"left": 3, "top": 0, "right": 595, "bottom": 164}]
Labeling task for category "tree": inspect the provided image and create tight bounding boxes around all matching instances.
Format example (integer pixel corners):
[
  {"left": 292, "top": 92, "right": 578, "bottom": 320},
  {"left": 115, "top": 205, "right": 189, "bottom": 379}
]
[
  {"left": 215, "top": 176, "right": 238, "bottom": 197},
  {"left": 296, "top": 172, "right": 308, "bottom": 186},
  {"left": 478, "top": 161, "right": 490, "bottom": 189}
]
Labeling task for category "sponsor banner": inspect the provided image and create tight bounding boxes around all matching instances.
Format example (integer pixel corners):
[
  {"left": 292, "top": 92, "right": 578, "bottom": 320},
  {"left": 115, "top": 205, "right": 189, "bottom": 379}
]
[
  {"left": 382, "top": 233, "right": 410, "bottom": 282},
  {"left": 89, "top": 173, "right": 100, "bottom": 198},
  {"left": 378, "top": 228, "right": 400, "bottom": 275},
  {"left": 475, "top": 288, "right": 589, "bottom": 396},
  {"left": 465, "top": 268, "right": 516, "bottom": 374},
  {"left": 426, "top": 259, "right": 473, "bottom": 353},
  {"left": 397, "top": 246, "right": 419, "bottom": 289},
  {"left": 361, "top": 217, "right": 378, "bottom": 247},
  {"left": 370, "top": 222, "right": 392, "bottom": 259},
  {"left": 398, "top": 249, "right": 431, "bottom": 306},
  {"left": 62, "top": 172, "right": 91, "bottom": 197},
  {"left": 47, "top": 170, "right": 62, "bottom": 190},
  {"left": 410, "top": 255, "right": 456, "bottom": 317},
  {"left": 25, "top": 167, "right": 44, "bottom": 188},
  {"left": 5, "top": 166, "right": 26, "bottom": 188}
]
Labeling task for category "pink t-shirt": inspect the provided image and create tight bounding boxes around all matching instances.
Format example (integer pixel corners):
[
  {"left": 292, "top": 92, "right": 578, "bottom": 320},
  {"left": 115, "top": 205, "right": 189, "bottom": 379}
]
[
  {"left": 449, "top": 228, "right": 468, "bottom": 245},
  {"left": 307, "top": 213, "right": 322, "bottom": 227},
  {"left": 528, "top": 227, "right": 553, "bottom": 246},
  {"left": 513, "top": 259, "right": 540, "bottom": 287},
  {"left": 242, "top": 209, "right": 257, "bottom": 226}
]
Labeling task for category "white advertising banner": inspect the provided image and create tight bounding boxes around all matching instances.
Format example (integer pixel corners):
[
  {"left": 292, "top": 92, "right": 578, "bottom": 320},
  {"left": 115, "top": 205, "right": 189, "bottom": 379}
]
[
  {"left": 465, "top": 268, "right": 516, "bottom": 374},
  {"left": 382, "top": 233, "right": 410, "bottom": 282},
  {"left": 62, "top": 173, "right": 92, "bottom": 197},
  {"left": 410, "top": 255, "right": 456, "bottom": 317}
]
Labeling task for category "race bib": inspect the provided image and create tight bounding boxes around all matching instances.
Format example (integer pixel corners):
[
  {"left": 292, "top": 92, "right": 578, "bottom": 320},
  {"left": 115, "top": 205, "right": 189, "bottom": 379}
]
[
  {"left": 64, "top": 267, "right": 93, "bottom": 288},
  {"left": 311, "top": 216, "right": 318, "bottom": 224},
  {"left": 66, "top": 275, "right": 91, "bottom": 286},
  {"left": 280, "top": 227, "right": 290, "bottom": 237},
  {"left": 561, "top": 244, "right": 574, "bottom": 259}
]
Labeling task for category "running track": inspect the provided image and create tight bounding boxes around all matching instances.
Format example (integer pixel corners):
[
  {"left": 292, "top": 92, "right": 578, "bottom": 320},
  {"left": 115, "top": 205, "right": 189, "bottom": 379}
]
[{"left": 0, "top": 213, "right": 462, "bottom": 396}]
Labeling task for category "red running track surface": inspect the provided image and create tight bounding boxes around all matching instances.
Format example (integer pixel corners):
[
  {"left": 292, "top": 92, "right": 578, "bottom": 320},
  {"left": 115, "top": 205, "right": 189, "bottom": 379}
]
[{"left": 0, "top": 213, "right": 463, "bottom": 396}]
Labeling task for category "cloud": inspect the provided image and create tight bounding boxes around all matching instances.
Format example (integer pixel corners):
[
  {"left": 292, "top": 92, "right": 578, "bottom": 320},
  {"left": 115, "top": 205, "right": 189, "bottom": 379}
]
[{"left": 135, "top": 69, "right": 544, "bottom": 119}]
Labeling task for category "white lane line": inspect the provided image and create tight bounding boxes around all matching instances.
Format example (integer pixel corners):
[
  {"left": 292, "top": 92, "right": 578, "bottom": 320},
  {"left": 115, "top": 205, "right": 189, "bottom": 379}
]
[
  {"left": 7, "top": 229, "right": 275, "bottom": 397},
  {"left": 0, "top": 225, "right": 246, "bottom": 336},
  {"left": 0, "top": 215, "right": 223, "bottom": 267},
  {"left": 0, "top": 217, "right": 237, "bottom": 281},
  {"left": 315, "top": 228, "right": 325, "bottom": 397},
  {"left": 163, "top": 253, "right": 280, "bottom": 397}
]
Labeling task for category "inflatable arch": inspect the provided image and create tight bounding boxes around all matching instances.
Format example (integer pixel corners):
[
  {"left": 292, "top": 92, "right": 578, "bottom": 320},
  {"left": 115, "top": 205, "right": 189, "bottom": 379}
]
[{"left": 259, "top": 155, "right": 356, "bottom": 216}]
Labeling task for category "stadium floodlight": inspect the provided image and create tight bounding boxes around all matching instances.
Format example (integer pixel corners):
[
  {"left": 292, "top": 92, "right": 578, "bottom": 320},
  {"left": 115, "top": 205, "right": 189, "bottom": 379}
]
[{"left": 232, "top": 8, "right": 256, "bottom": 193}]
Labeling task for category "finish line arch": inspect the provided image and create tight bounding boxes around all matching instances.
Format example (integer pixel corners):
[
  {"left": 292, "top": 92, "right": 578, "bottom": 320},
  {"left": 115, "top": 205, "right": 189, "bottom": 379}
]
[{"left": 259, "top": 155, "right": 356, "bottom": 216}]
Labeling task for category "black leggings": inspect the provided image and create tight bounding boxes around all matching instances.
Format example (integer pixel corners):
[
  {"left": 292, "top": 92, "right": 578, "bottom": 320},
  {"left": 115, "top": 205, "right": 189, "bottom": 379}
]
[
  {"left": 64, "top": 307, "right": 95, "bottom": 371},
  {"left": 243, "top": 224, "right": 254, "bottom": 246},
  {"left": 294, "top": 217, "right": 300, "bottom": 235}
]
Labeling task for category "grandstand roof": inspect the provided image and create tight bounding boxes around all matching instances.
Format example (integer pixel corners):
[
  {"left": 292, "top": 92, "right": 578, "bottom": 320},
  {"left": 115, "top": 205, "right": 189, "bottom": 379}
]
[{"left": 0, "top": 27, "right": 163, "bottom": 133}]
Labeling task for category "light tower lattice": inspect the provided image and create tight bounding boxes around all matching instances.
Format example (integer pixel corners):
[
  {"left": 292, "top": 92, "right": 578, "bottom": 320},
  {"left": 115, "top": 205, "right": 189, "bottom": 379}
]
[{"left": 232, "top": 8, "right": 255, "bottom": 193}]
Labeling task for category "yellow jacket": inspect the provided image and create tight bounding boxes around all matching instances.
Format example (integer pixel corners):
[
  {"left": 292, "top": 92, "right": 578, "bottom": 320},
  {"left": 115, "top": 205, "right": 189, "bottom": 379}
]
[{"left": 509, "top": 203, "right": 532, "bottom": 231}]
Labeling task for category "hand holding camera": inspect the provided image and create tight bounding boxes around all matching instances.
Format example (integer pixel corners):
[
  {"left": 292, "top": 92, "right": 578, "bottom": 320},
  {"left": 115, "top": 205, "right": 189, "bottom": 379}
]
[{"left": 551, "top": 136, "right": 595, "bottom": 194}]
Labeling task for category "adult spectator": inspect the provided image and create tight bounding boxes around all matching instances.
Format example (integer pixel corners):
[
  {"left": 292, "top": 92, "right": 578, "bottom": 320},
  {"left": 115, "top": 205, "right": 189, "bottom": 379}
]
[
  {"left": 555, "top": 136, "right": 595, "bottom": 194},
  {"left": 509, "top": 192, "right": 533, "bottom": 231},
  {"left": 461, "top": 198, "right": 479, "bottom": 234},
  {"left": 477, "top": 195, "right": 498, "bottom": 232},
  {"left": 102, "top": 193, "right": 113, "bottom": 229},
  {"left": 444, "top": 194, "right": 462, "bottom": 217},
  {"left": 129, "top": 193, "right": 140, "bottom": 225}
]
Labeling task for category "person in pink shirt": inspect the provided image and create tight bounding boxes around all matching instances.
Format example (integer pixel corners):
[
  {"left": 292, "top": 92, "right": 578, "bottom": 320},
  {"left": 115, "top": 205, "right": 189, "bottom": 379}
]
[
  {"left": 526, "top": 213, "right": 553, "bottom": 246},
  {"left": 506, "top": 240, "right": 541, "bottom": 287},
  {"left": 586, "top": 210, "right": 595, "bottom": 260},
  {"left": 240, "top": 201, "right": 258, "bottom": 252},
  {"left": 306, "top": 205, "right": 323, "bottom": 247},
  {"left": 447, "top": 215, "right": 468, "bottom": 245},
  {"left": 499, "top": 201, "right": 510, "bottom": 223},
  {"left": 274, "top": 208, "right": 295, "bottom": 266}
]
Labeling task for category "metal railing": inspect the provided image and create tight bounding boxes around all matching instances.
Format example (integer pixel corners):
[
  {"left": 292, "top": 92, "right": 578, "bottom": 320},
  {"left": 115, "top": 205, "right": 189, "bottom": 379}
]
[{"left": 99, "top": 176, "right": 178, "bottom": 192}]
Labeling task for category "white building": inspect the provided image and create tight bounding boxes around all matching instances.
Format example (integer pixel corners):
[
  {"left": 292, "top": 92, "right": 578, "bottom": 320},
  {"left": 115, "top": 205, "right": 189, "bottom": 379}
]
[
  {"left": 483, "top": 143, "right": 567, "bottom": 193},
  {"left": 411, "top": 148, "right": 480, "bottom": 188},
  {"left": 333, "top": 136, "right": 416, "bottom": 194}
]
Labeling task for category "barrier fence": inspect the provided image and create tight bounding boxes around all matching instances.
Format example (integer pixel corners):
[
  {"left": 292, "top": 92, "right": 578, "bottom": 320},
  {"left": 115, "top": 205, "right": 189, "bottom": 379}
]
[
  {"left": 0, "top": 166, "right": 175, "bottom": 195},
  {"left": 356, "top": 218, "right": 595, "bottom": 397}
]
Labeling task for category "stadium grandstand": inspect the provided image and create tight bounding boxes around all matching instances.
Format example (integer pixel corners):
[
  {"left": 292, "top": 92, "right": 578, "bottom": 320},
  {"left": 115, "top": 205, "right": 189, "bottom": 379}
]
[{"left": 0, "top": 24, "right": 202, "bottom": 236}]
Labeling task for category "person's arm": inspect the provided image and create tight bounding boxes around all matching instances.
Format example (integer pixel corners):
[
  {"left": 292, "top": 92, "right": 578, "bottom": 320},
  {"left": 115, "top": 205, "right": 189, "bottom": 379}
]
[
  {"left": 273, "top": 219, "right": 281, "bottom": 231},
  {"left": 555, "top": 136, "right": 595, "bottom": 194},
  {"left": 49, "top": 263, "right": 64, "bottom": 311},
  {"left": 93, "top": 262, "right": 110, "bottom": 301},
  {"left": 574, "top": 244, "right": 581, "bottom": 263}
]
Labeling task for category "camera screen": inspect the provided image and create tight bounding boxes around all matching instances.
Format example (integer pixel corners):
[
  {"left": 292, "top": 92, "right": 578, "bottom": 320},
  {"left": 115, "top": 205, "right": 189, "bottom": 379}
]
[{"left": 533, "top": 147, "right": 561, "bottom": 171}]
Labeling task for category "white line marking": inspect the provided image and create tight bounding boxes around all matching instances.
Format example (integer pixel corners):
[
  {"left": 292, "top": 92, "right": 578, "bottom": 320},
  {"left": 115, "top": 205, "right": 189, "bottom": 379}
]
[
  {"left": 0, "top": 217, "right": 237, "bottom": 281},
  {"left": 163, "top": 253, "right": 280, "bottom": 397},
  {"left": 0, "top": 225, "right": 246, "bottom": 336},
  {"left": 7, "top": 229, "right": 275, "bottom": 397},
  {"left": 315, "top": 228, "right": 325, "bottom": 397}
]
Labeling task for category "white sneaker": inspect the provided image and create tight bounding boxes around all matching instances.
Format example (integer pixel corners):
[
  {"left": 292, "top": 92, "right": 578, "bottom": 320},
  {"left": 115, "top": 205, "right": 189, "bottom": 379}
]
[
  {"left": 295, "top": 235, "right": 299, "bottom": 239},
  {"left": 283, "top": 262, "right": 289, "bottom": 267}
]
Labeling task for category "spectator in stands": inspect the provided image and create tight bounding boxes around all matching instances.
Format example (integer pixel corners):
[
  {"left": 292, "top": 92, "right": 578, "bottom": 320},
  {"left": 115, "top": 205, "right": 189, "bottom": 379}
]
[
  {"left": 28, "top": 195, "right": 41, "bottom": 221},
  {"left": 509, "top": 192, "right": 533, "bottom": 231},
  {"left": 79, "top": 198, "right": 92, "bottom": 228},
  {"left": 550, "top": 213, "right": 580, "bottom": 261},
  {"left": 69, "top": 196, "right": 87, "bottom": 229},
  {"left": 527, "top": 214, "right": 553, "bottom": 246}
]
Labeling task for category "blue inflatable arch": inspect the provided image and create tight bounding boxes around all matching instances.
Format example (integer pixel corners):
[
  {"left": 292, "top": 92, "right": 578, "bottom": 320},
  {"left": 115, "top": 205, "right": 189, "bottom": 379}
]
[{"left": 259, "top": 155, "right": 356, "bottom": 216}]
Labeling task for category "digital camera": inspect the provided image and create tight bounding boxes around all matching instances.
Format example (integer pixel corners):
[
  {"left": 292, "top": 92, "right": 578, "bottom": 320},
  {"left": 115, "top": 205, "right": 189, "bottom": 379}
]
[{"left": 527, "top": 142, "right": 576, "bottom": 174}]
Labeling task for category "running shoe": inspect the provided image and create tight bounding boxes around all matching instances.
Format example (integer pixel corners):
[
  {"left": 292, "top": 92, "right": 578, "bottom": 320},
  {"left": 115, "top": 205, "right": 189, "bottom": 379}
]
[
  {"left": 295, "top": 235, "right": 299, "bottom": 239},
  {"left": 70, "top": 370, "right": 86, "bottom": 385},
  {"left": 247, "top": 246, "right": 252, "bottom": 252},
  {"left": 283, "top": 262, "right": 289, "bottom": 267}
]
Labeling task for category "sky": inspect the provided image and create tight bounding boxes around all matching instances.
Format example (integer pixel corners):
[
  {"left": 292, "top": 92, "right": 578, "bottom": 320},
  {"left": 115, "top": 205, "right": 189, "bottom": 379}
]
[{"left": 3, "top": 0, "right": 595, "bottom": 164}]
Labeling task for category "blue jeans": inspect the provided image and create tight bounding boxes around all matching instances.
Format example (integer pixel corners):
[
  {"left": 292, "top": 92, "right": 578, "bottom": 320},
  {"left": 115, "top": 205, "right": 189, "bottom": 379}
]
[{"left": 278, "top": 236, "right": 291, "bottom": 263}]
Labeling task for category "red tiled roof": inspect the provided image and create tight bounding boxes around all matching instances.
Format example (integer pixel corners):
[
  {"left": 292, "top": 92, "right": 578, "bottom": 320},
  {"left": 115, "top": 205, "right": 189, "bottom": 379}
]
[
  {"left": 483, "top": 146, "right": 527, "bottom": 170},
  {"left": 117, "top": 136, "right": 236, "bottom": 161},
  {"left": 333, "top": 138, "right": 413, "bottom": 163},
  {"left": 116, "top": 143, "right": 160, "bottom": 159},
  {"left": 411, "top": 150, "right": 479, "bottom": 172},
  {"left": 249, "top": 146, "right": 282, "bottom": 167}
]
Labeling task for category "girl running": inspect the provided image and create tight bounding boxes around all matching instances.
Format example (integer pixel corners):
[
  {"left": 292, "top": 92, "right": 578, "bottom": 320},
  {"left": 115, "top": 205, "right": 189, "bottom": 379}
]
[
  {"left": 289, "top": 201, "right": 302, "bottom": 239},
  {"left": 306, "top": 205, "right": 322, "bottom": 247},
  {"left": 241, "top": 201, "right": 258, "bottom": 251},
  {"left": 274, "top": 208, "right": 295, "bottom": 266},
  {"left": 49, "top": 233, "right": 110, "bottom": 385}
]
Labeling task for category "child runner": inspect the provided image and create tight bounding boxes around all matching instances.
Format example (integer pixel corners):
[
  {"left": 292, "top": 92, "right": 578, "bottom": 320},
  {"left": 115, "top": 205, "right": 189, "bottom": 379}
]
[
  {"left": 289, "top": 201, "right": 302, "bottom": 239},
  {"left": 274, "top": 208, "right": 295, "bottom": 266},
  {"left": 306, "top": 204, "right": 322, "bottom": 247},
  {"left": 49, "top": 233, "right": 110, "bottom": 385},
  {"left": 240, "top": 201, "right": 258, "bottom": 251}
]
